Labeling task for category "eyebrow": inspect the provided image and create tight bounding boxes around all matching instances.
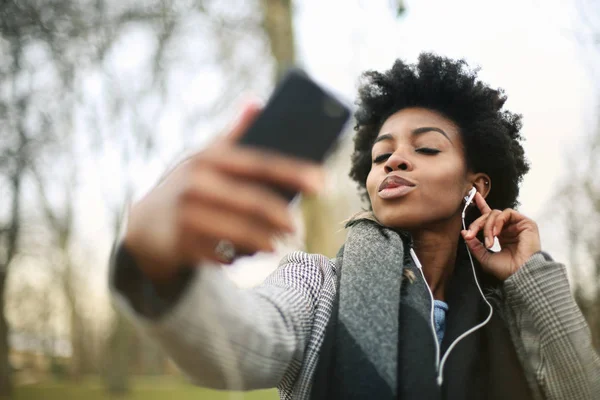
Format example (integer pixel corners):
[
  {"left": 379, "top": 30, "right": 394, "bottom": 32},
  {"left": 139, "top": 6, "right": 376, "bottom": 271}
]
[{"left": 373, "top": 127, "right": 452, "bottom": 144}]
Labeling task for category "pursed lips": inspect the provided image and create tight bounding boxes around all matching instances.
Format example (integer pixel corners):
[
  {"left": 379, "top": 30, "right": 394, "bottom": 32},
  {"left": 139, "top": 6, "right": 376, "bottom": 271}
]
[{"left": 378, "top": 175, "right": 416, "bottom": 199}]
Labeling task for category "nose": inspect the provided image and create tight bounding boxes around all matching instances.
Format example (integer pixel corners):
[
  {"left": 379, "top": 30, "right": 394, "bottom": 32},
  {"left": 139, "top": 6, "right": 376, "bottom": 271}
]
[{"left": 384, "top": 150, "right": 413, "bottom": 173}]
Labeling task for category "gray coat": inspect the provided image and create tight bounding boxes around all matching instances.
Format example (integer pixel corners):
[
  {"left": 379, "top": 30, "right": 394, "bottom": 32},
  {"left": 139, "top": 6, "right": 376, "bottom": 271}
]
[{"left": 111, "top": 239, "right": 600, "bottom": 400}]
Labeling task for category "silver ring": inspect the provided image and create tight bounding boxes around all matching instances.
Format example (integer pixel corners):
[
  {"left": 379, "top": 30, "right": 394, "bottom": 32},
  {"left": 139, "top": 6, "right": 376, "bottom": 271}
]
[{"left": 215, "top": 239, "right": 236, "bottom": 263}]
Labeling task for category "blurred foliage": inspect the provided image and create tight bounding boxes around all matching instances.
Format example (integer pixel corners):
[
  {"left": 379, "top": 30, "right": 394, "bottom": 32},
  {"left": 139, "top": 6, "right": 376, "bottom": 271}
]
[
  {"left": 550, "top": 0, "right": 600, "bottom": 350},
  {"left": 395, "top": 0, "right": 407, "bottom": 16},
  {"left": 15, "top": 377, "right": 277, "bottom": 400},
  {"left": 0, "top": 0, "right": 274, "bottom": 396}
]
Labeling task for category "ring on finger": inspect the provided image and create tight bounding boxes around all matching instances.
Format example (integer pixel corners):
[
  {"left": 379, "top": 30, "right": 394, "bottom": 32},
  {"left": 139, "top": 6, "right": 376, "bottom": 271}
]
[{"left": 215, "top": 239, "right": 236, "bottom": 263}]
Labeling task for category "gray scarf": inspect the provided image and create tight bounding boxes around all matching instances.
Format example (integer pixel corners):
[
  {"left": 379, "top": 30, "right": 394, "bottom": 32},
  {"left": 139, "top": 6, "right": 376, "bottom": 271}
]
[{"left": 310, "top": 217, "right": 533, "bottom": 400}]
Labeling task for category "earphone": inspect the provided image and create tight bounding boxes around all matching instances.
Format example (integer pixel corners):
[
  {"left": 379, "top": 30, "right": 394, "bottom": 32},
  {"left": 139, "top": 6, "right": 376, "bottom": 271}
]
[
  {"left": 464, "top": 187, "right": 477, "bottom": 208},
  {"left": 462, "top": 186, "right": 501, "bottom": 252},
  {"left": 420, "top": 184, "right": 496, "bottom": 386},
  {"left": 461, "top": 187, "right": 477, "bottom": 220}
]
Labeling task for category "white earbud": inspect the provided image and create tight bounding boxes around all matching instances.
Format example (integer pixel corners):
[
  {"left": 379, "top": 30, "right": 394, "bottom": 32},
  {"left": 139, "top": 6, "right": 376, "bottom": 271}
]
[
  {"left": 461, "top": 187, "right": 476, "bottom": 220},
  {"left": 464, "top": 187, "right": 477, "bottom": 207},
  {"left": 461, "top": 187, "right": 502, "bottom": 253}
]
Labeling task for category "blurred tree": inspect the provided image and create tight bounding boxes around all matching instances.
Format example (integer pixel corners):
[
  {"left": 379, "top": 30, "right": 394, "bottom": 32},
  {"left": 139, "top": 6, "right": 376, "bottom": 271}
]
[
  {"left": 261, "top": 0, "right": 296, "bottom": 80},
  {"left": 551, "top": 0, "right": 600, "bottom": 349},
  {"left": 32, "top": 161, "right": 95, "bottom": 379},
  {"left": 1, "top": 0, "right": 274, "bottom": 395},
  {"left": 554, "top": 133, "right": 600, "bottom": 349},
  {"left": 85, "top": 1, "right": 273, "bottom": 394},
  {"left": 0, "top": 0, "right": 86, "bottom": 394},
  {"left": 0, "top": 1, "right": 405, "bottom": 397},
  {"left": 260, "top": 0, "right": 407, "bottom": 257},
  {"left": 260, "top": 0, "right": 352, "bottom": 257},
  {"left": 394, "top": 0, "right": 407, "bottom": 17},
  {"left": 0, "top": 0, "right": 127, "bottom": 394}
]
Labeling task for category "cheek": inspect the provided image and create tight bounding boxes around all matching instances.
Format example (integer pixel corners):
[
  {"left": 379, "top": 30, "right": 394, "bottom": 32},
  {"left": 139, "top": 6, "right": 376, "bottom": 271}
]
[
  {"left": 420, "top": 170, "right": 465, "bottom": 207},
  {"left": 366, "top": 169, "right": 379, "bottom": 196}
]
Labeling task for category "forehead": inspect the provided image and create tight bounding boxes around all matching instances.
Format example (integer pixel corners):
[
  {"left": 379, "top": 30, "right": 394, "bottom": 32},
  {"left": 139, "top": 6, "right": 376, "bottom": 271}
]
[{"left": 377, "top": 107, "right": 461, "bottom": 141}]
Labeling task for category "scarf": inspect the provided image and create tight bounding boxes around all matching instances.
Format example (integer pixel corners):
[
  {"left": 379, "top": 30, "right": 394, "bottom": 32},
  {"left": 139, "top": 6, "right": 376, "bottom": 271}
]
[{"left": 310, "top": 218, "right": 533, "bottom": 399}]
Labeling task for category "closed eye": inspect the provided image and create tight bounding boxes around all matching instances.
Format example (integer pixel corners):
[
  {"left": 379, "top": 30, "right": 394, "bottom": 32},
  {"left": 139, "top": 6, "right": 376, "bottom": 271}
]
[
  {"left": 373, "top": 153, "right": 392, "bottom": 163},
  {"left": 416, "top": 148, "right": 440, "bottom": 155}
]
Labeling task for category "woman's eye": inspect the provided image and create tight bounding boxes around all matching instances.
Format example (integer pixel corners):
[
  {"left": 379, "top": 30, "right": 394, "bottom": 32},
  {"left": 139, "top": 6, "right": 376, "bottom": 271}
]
[
  {"left": 373, "top": 153, "right": 392, "bottom": 163},
  {"left": 416, "top": 148, "right": 440, "bottom": 155}
]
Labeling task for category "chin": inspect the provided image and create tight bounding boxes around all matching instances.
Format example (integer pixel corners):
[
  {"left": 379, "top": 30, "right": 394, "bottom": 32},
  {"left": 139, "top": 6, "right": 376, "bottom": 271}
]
[{"left": 373, "top": 207, "right": 419, "bottom": 230}]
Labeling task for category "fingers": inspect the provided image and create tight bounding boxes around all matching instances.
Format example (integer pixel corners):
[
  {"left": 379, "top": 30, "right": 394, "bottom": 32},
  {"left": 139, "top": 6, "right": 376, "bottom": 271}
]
[
  {"left": 184, "top": 168, "right": 295, "bottom": 233},
  {"left": 177, "top": 167, "right": 301, "bottom": 262},
  {"left": 178, "top": 201, "right": 279, "bottom": 259},
  {"left": 465, "top": 207, "right": 525, "bottom": 248},
  {"left": 491, "top": 209, "right": 517, "bottom": 238},
  {"left": 200, "top": 146, "right": 325, "bottom": 195},
  {"left": 461, "top": 231, "right": 491, "bottom": 265},
  {"left": 179, "top": 233, "right": 259, "bottom": 265},
  {"left": 464, "top": 213, "right": 489, "bottom": 241},
  {"left": 179, "top": 235, "right": 225, "bottom": 264},
  {"left": 474, "top": 192, "right": 492, "bottom": 215},
  {"left": 483, "top": 210, "right": 502, "bottom": 248},
  {"left": 464, "top": 209, "right": 501, "bottom": 249}
]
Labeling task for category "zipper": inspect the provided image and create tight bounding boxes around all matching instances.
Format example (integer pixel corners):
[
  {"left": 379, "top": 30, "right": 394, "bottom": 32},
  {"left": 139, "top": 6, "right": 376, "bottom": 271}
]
[{"left": 409, "top": 247, "right": 494, "bottom": 387}]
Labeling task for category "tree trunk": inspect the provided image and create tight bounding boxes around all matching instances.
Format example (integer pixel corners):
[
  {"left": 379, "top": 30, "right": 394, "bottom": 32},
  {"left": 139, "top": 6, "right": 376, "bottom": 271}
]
[
  {"left": 62, "top": 258, "right": 89, "bottom": 380},
  {"left": 260, "top": 0, "right": 337, "bottom": 255},
  {"left": 104, "top": 312, "right": 131, "bottom": 395},
  {"left": 0, "top": 272, "right": 11, "bottom": 399},
  {"left": 260, "top": 0, "right": 295, "bottom": 80},
  {"left": 0, "top": 174, "right": 21, "bottom": 398},
  {"left": 104, "top": 206, "right": 132, "bottom": 394},
  {"left": 0, "top": 115, "right": 24, "bottom": 399},
  {"left": 68, "top": 296, "right": 84, "bottom": 380}
]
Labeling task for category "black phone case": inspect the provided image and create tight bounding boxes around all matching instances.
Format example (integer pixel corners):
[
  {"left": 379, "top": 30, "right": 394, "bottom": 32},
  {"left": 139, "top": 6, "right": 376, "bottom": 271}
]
[{"left": 239, "top": 69, "right": 351, "bottom": 201}]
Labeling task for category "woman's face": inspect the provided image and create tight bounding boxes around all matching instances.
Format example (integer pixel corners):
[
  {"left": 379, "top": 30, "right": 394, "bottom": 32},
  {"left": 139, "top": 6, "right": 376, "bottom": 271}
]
[{"left": 366, "top": 107, "right": 472, "bottom": 231}]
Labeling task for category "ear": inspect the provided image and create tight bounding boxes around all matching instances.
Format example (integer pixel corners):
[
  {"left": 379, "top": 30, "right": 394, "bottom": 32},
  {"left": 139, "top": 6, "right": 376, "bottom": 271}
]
[{"left": 469, "top": 173, "right": 491, "bottom": 199}]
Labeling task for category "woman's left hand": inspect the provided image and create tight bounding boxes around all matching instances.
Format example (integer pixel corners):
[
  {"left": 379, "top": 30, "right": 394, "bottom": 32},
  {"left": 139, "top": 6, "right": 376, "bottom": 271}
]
[{"left": 461, "top": 192, "right": 541, "bottom": 281}]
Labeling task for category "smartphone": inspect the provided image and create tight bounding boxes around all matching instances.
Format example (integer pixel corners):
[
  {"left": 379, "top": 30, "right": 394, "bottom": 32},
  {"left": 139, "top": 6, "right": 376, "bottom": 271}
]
[{"left": 238, "top": 68, "right": 351, "bottom": 201}]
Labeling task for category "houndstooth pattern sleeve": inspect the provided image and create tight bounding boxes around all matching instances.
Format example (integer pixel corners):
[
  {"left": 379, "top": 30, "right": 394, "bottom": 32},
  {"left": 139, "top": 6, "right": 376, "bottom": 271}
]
[
  {"left": 503, "top": 253, "right": 600, "bottom": 400},
  {"left": 265, "top": 252, "right": 337, "bottom": 400},
  {"left": 111, "top": 250, "right": 334, "bottom": 395}
]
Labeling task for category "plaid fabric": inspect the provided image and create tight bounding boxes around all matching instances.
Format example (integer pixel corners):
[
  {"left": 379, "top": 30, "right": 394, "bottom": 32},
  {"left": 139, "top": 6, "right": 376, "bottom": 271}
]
[
  {"left": 112, "top": 250, "right": 600, "bottom": 400},
  {"left": 503, "top": 252, "right": 600, "bottom": 400}
]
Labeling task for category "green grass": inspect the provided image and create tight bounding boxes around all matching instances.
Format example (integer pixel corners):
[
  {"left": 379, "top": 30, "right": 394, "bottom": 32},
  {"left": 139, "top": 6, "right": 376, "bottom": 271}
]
[{"left": 15, "top": 377, "right": 279, "bottom": 400}]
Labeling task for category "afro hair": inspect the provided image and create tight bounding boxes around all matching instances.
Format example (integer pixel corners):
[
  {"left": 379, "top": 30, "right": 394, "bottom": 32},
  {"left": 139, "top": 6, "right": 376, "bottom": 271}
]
[{"left": 349, "top": 53, "right": 529, "bottom": 220}]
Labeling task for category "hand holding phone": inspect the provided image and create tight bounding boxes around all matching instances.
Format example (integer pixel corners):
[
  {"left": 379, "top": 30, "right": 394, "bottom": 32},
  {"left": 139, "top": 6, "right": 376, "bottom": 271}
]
[
  {"left": 124, "top": 68, "right": 350, "bottom": 278},
  {"left": 238, "top": 69, "right": 351, "bottom": 200}
]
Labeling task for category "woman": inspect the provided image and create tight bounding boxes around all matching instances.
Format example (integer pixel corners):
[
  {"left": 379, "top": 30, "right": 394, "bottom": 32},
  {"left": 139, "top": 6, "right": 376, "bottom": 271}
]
[{"left": 111, "top": 54, "right": 600, "bottom": 399}]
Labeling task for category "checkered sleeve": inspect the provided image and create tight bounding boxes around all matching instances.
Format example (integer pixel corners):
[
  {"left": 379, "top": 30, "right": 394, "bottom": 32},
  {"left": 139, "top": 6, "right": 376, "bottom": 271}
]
[
  {"left": 503, "top": 252, "right": 600, "bottom": 400},
  {"left": 111, "top": 250, "right": 325, "bottom": 392}
]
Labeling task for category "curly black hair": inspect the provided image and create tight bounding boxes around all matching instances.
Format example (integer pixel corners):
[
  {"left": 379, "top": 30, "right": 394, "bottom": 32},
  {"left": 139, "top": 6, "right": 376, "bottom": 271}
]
[{"left": 349, "top": 53, "right": 529, "bottom": 221}]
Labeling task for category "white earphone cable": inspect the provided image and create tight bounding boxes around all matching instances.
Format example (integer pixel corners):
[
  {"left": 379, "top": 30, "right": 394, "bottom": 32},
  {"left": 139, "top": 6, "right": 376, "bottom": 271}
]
[{"left": 410, "top": 189, "right": 494, "bottom": 387}]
